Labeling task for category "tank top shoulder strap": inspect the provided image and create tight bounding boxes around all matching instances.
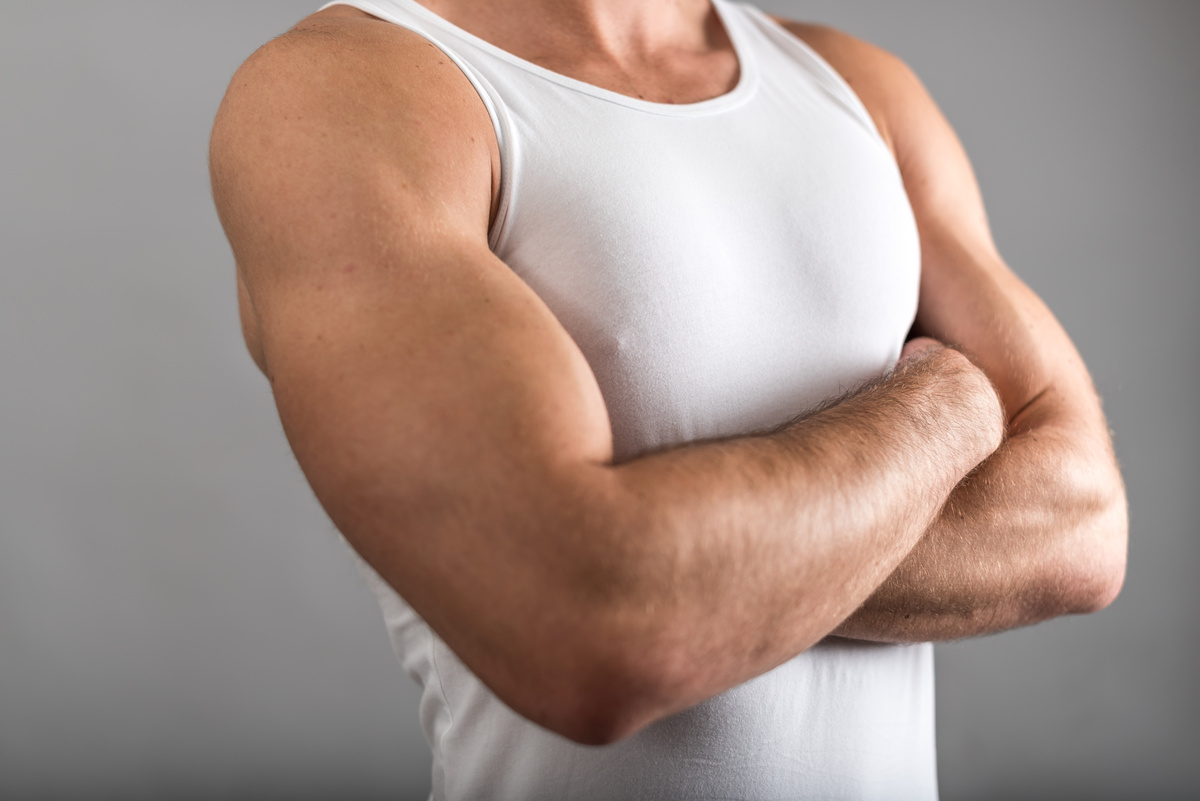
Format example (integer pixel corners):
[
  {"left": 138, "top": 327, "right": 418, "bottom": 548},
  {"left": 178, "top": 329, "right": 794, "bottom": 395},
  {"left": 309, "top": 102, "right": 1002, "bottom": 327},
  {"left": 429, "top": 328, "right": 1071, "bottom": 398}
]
[
  {"left": 730, "top": 3, "right": 887, "bottom": 146},
  {"left": 316, "top": 0, "right": 517, "bottom": 249}
]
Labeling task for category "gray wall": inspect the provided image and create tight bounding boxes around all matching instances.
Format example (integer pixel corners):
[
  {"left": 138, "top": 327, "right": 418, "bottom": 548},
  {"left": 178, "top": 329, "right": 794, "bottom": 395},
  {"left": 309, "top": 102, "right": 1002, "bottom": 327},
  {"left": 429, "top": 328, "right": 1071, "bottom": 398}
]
[{"left": 1, "top": 1, "right": 1195, "bottom": 799}]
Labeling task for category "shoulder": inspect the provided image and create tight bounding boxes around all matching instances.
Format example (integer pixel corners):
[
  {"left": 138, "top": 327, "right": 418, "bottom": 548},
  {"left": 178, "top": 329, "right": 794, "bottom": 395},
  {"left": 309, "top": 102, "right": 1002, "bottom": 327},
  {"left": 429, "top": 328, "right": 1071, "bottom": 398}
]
[
  {"left": 218, "top": 7, "right": 487, "bottom": 124},
  {"left": 769, "top": 19, "right": 937, "bottom": 159},
  {"left": 215, "top": 9, "right": 479, "bottom": 140},
  {"left": 210, "top": 8, "right": 501, "bottom": 371},
  {"left": 210, "top": 7, "right": 498, "bottom": 242}
]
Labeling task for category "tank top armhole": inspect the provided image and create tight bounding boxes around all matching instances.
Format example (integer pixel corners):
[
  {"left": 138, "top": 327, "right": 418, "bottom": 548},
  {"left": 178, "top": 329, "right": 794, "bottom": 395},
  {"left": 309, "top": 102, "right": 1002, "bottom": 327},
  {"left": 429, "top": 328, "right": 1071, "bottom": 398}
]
[
  {"left": 315, "top": 1, "right": 517, "bottom": 252},
  {"left": 735, "top": 3, "right": 892, "bottom": 155}
]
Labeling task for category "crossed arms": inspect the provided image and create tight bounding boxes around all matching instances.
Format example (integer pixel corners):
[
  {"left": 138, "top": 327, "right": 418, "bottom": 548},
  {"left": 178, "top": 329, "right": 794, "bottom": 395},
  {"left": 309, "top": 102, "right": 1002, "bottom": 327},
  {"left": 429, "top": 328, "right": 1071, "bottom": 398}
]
[{"left": 210, "top": 12, "right": 1126, "bottom": 745}]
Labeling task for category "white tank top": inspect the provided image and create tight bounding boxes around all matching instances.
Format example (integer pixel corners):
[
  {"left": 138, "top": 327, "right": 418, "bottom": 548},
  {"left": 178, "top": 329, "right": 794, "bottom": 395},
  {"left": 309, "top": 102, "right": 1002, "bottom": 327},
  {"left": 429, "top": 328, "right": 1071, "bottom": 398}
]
[{"left": 321, "top": 1, "right": 935, "bottom": 798}]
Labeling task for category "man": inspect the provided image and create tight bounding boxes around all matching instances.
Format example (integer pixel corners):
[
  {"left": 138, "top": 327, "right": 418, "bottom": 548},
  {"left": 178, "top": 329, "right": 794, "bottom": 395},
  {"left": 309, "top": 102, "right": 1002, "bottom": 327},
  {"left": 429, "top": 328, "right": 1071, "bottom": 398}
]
[{"left": 209, "top": 0, "right": 1127, "bottom": 797}]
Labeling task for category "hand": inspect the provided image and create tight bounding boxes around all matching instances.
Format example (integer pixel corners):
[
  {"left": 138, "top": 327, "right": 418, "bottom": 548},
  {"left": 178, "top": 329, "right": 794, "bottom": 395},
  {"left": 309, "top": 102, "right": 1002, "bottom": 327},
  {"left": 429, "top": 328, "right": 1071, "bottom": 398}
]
[{"left": 896, "top": 337, "right": 1005, "bottom": 456}]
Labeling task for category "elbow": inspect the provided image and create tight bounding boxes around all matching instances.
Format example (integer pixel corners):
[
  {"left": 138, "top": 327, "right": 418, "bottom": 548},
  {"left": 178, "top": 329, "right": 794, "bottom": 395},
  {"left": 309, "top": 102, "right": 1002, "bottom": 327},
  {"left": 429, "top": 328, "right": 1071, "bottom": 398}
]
[
  {"left": 508, "top": 637, "right": 684, "bottom": 746},
  {"left": 455, "top": 479, "right": 695, "bottom": 746},
  {"left": 536, "top": 686, "right": 652, "bottom": 746},
  {"left": 496, "top": 569, "right": 696, "bottom": 746},
  {"left": 1067, "top": 558, "right": 1124, "bottom": 617},
  {"left": 1063, "top": 467, "right": 1129, "bottom": 616},
  {"left": 514, "top": 498, "right": 699, "bottom": 745},
  {"left": 1072, "top": 504, "right": 1127, "bottom": 615}
]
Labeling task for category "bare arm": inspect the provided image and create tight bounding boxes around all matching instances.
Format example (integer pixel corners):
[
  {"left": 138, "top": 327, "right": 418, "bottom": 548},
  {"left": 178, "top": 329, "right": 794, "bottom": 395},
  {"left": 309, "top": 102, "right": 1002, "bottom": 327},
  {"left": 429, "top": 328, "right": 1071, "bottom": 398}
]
[
  {"left": 782, "top": 25, "right": 1128, "bottom": 641},
  {"left": 210, "top": 14, "right": 1004, "bottom": 744}
]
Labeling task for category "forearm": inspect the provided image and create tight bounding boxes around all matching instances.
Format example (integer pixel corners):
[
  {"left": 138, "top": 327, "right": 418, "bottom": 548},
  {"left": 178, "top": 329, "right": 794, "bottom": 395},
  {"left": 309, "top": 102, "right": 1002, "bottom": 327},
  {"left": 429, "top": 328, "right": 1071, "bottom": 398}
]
[
  {"left": 828, "top": 258, "right": 1129, "bottom": 642},
  {"left": 575, "top": 346, "right": 1003, "bottom": 735},
  {"left": 833, "top": 414, "right": 1127, "bottom": 643}
]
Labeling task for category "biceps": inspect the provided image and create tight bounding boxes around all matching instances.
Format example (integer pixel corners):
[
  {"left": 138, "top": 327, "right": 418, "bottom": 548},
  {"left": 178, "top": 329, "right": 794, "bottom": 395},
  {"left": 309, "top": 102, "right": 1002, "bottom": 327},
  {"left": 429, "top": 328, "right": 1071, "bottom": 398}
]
[
  {"left": 913, "top": 224, "right": 1099, "bottom": 430},
  {"left": 259, "top": 244, "right": 615, "bottom": 527},
  {"left": 251, "top": 241, "right": 620, "bottom": 661},
  {"left": 891, "top": 91, "right": 1094, "bottom": 422}
]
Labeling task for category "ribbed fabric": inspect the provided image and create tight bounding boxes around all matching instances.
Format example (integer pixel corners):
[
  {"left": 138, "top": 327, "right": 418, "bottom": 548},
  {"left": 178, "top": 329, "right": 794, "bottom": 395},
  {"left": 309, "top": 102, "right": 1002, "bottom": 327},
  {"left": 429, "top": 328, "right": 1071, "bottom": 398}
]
[{"left": 322, "top": 1, "right": 935, "bottom": 797}]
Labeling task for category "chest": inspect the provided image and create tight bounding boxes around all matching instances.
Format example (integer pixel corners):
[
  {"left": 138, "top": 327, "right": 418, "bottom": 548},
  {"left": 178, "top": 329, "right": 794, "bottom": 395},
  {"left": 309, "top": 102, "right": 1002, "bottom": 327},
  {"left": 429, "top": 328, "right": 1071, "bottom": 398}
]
[{"left": 493, "top": 80, "right": 920, "bottom": 459}]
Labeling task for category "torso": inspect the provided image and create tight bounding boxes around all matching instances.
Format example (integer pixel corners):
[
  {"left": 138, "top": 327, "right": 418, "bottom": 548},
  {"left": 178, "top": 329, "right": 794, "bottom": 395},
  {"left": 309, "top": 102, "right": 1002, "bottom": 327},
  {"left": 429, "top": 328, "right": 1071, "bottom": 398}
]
[{"left": 300, "top": 1, "right": 936, "bottom": 798}]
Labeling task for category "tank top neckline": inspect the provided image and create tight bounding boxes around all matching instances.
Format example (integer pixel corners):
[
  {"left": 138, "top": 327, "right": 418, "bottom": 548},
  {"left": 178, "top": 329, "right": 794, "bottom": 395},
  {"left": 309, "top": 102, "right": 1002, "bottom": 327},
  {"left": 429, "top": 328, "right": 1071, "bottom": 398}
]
[{"left": 349, "top": 0, "right": 761, "bottom": 116}]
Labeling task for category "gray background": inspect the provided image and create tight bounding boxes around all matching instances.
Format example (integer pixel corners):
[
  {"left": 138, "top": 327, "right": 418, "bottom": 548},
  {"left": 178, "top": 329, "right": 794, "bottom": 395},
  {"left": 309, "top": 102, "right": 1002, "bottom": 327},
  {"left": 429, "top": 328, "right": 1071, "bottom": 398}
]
[{"left": 1, "top": 1, "right": 1195, "bottom": 799}]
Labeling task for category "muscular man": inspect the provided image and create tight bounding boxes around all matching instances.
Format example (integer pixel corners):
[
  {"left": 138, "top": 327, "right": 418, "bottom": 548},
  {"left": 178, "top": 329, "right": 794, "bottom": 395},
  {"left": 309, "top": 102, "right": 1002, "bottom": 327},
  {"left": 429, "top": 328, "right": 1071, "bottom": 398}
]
[{"left": 210, "top": 0, "right": 1127, "bottom": 797}]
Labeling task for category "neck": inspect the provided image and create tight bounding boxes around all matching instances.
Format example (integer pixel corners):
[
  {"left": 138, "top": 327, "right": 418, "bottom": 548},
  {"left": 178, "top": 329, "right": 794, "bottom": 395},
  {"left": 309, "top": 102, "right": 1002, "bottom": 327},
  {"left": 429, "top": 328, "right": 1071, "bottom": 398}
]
[
  {"left": 418, "top": 0, "right": 722, "bottom": 65},
  {"left": 412, "top": 0, "right": 738, "bottom": 104}
]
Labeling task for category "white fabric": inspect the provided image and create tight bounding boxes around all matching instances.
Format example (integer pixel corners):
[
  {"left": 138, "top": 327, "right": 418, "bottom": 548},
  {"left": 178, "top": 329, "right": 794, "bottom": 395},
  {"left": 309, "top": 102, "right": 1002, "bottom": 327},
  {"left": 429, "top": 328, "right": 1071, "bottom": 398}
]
[{"left": 322, "top": 0, "right": 935, "bottom": 797}]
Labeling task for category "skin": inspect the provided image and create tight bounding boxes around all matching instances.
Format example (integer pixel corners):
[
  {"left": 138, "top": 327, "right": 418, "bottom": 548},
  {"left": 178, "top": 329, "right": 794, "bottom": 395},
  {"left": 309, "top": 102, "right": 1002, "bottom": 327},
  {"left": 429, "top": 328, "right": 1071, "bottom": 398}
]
[
  {"left": 786, "top": 24, "right": 1129, "bottom": 641},
  {"left": 210, "top": 0, "right": 1127, "bottom": 746}
]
